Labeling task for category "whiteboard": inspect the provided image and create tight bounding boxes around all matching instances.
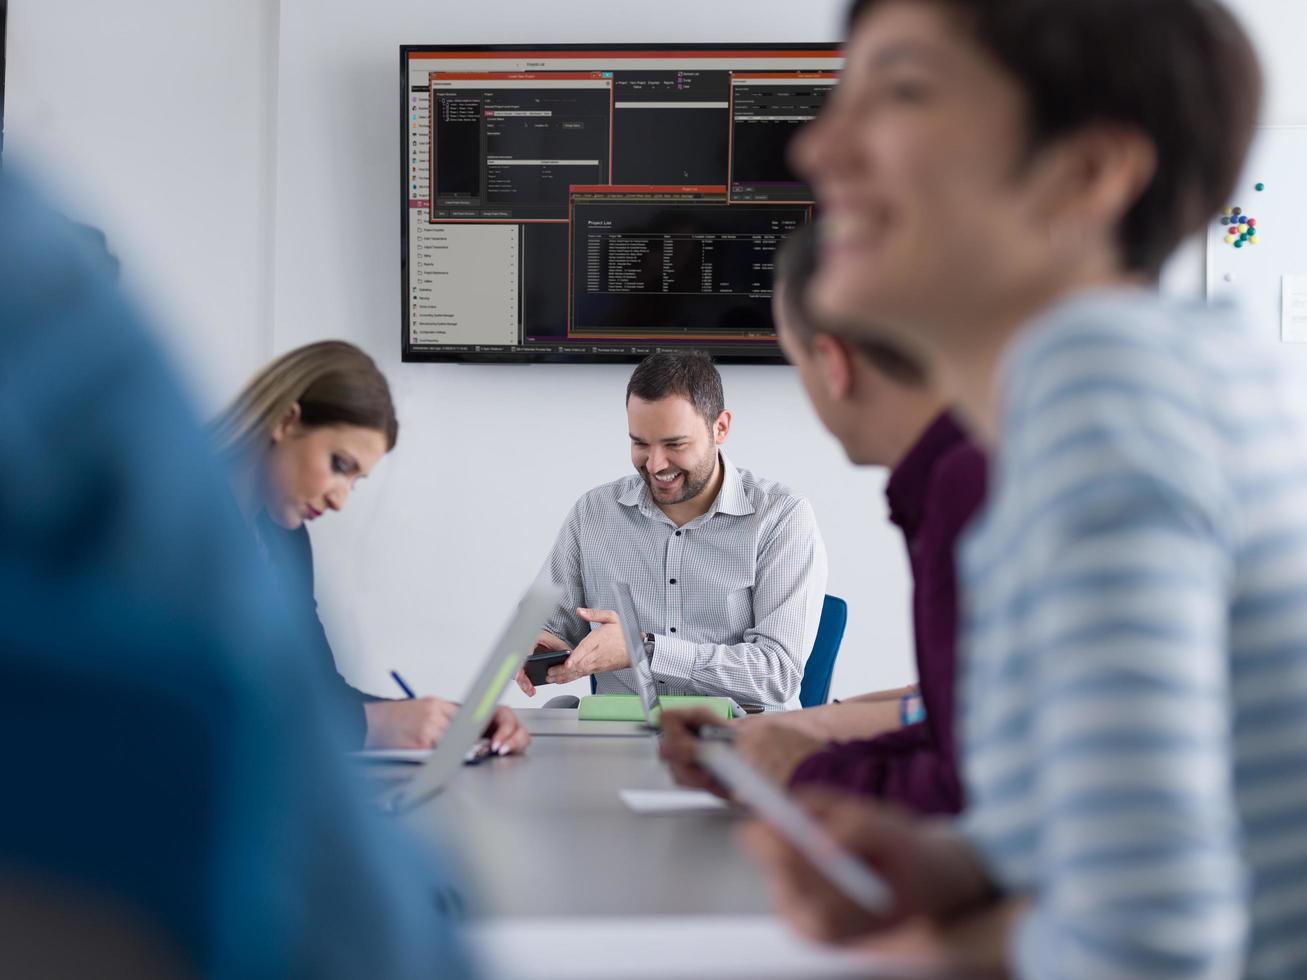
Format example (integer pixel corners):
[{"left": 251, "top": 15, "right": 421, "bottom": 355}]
[{"left": 1206, "top": 126, "right": 1307, "bottom": 346}]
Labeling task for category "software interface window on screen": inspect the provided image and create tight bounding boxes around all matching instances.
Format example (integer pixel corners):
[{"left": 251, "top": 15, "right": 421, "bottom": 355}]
[{"left": 403, "top": 46, "right": 843, "bottom": 363}]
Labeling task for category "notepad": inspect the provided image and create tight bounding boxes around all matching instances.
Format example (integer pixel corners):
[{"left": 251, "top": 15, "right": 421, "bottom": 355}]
[{"left": 619, "top": 789, "right": 730, "bottom": 814}]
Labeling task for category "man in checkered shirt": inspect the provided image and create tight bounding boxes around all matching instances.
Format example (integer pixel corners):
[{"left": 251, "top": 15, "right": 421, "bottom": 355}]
[{"left": 515, "top": 352, "right": 828, "bottom": 710}]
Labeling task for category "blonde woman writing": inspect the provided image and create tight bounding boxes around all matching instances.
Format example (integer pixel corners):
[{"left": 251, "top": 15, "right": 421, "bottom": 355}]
[{"left": 212, "top": 341, "right": 529, "bottom": 753}]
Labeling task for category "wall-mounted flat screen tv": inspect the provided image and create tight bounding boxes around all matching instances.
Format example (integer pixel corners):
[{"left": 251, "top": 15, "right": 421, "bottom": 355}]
[{"left": 401, "top": 43, "right": 842, "bottom": 364}]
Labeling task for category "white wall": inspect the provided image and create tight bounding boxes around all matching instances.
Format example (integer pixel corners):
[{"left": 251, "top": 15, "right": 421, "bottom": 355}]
[
  {"left": 3, "top": 0, "right": 278, "bottom": 408},
  {"left": 9, "top": 0, "right": 1307, "bottom": 707}
]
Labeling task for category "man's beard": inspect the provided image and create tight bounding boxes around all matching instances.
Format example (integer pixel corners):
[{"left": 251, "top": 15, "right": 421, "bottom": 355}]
[{"left": 639, "top": 449, "right": 717, "bottom": 505}]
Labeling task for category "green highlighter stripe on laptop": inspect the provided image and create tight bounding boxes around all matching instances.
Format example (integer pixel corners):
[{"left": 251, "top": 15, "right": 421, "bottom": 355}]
[{"left": 476, "top": 654, "right": 523, "bottom": 723}]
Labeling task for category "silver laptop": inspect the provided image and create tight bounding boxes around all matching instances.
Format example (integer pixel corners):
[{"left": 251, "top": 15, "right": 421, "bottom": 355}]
[
  {"left": 382, "top": 583, "right": 562, "bottom": 813},
  {"left": 613, "top": 581, "right": 663, "bottom": 729},
  {"left": 613, "top": 581, "right": 745, "bottom": 728}
]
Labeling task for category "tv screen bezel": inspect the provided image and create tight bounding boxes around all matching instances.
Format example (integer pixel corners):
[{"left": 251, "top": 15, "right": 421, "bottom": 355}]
[{"left": 399, "top": 41, "right": 840, "bottom": 365}]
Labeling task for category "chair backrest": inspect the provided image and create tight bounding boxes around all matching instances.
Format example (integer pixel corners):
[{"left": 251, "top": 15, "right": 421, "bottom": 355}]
[{"left": 799, "top": 594, "right": 848, "bottom": 708}]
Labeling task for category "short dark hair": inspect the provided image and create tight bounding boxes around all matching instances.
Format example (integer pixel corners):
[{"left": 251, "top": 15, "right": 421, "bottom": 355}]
[
  {"left": 846, "top": 0, "right": 1262, "bottom": 278},
  {"left": 626, "top": 351, "right": 725, "bottom": 429},
  {"left": 774, "top": 223, "right": 927, "bottom": 386}
]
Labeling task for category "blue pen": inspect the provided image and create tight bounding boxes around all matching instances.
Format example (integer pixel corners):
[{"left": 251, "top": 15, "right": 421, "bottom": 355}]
[{"left": 390, "top": 670, "right": 417, "bottom": 699}]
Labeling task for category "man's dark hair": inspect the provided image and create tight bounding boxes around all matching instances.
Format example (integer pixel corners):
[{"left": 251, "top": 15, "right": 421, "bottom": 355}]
[
  {"left": 626, "top": 351, "right": 725, "bottom": 429},
  {"left": 845, "top": 0, "right": 1262, "bottom": 278},
  {"left": 774, "top": 223, "right": 927, "bottom": 386}
]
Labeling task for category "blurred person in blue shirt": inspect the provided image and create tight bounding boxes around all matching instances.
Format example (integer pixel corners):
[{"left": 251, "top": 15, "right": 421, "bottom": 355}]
[{"left": 0, "top": 173, "right": 477, "bottom": 978}]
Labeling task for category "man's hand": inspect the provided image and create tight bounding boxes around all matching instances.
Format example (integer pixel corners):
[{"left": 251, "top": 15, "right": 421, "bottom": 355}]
[
  {"left": 739, "top": 793, "right": 997, "bottom": 944},
  {"left": 545, "top": 608, "right": 630, "bottom": 685},
  {"left": 659, "top": 710, "right": 826, "bottom": 798},
  {"left": 485, "top": 705, "right": 531, "bottom": 755},
  {"left": 658, "top": 707, "right": 737, "bottom": 797},
  {"left": 515, "top": 630, "right": 570, "bottom": 696},
  {"left": 363, "top": 697, "right": 459, "bottom": 749}
]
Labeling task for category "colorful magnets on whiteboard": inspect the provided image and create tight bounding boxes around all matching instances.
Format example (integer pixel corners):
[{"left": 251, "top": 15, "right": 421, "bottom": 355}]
[
  {"left": 1256, "top": 183, "right": 1265, "bottom": 191},
  {"left": 1221, "top": 206, "right": 1260, "bottom": 248}
]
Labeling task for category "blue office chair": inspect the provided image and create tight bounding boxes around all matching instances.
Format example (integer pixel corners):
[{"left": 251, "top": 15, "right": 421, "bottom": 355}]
[{"left": 799, "top": 594, "right": 848, "bottom": 708}]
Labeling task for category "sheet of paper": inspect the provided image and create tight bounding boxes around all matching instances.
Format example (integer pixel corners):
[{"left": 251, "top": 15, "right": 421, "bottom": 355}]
[
  {"left": 349, "top": 749, "right": 432, "bottom": 764},
  {"left": 619, "top": 788, "right": 730, "bottom": 814},
  {"left": 1282, "top": 274, "right": 1307, "bottom": 343},
  {"left": 467, "top": 915, "right": 945, "bottom": 979}
]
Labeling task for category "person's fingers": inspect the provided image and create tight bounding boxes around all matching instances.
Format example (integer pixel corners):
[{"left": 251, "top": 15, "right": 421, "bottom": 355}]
[
  {"left": 739, "top": 821, "right": 850, "bottom": 940},
  {"left": 662, "top": 755, "right": 711, "bottom": 789},
  {"left": 739, "top": 818, "right": 792, "bottom": 869},
  {"left": 417, "top": 699, "right": 456, "bottom": 747},
  {"left": 656, "top": 730, "right": 696, "bottom": 765},
  {"left": 546, "top": 662, "right": 585, "bottom": 685},
  {"left": 489, "top": 707, "right": 531, "bottom": 754},
  {"left": 658, "top": 709, "right": 739, "bottom": 793},
  {"left": 657, "top": 712, "right": 721, "bottom": 760},
  {"left": 487, "top": 707, "right": 510, "bottom": 751},
  {"left": 569, "top": 632, "right": 597, "bottom": 660},
  {"left": 677, "top": 764, "right": 730, "bottom": 798},
  {"left": 533, "top": 630, "right": 568, "bottom": 652},
  {"left": 502, "top": 724, "right": 531, "bottom": 755},
  {"left": 548, "top": 642, "right": 597, "bottom": 683},
  {"left": 515, "top": 668, "right": 536, "bottom": 697},
  {"left": 576, "top": 607, "right": 619, "bottom": 624}
]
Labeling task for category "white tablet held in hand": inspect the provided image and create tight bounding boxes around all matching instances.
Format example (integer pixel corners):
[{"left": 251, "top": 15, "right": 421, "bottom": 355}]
[{"left": 696, "top": 741, "right": 894, "bottom": 915}]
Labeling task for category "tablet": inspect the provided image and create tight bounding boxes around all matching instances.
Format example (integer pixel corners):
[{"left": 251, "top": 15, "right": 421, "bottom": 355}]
[{"left": 696, "top": 741, "right": 893, "bottom": 915}]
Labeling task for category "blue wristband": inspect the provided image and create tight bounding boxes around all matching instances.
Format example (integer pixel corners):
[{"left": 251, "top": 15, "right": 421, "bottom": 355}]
[{"left": 899, "top": 693, "right": 926, "bottom": 726}]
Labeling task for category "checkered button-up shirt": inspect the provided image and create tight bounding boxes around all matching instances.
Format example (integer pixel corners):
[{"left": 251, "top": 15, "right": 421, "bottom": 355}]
[{"left": 539, "top": 453, "right": 828, "bottom": 709}]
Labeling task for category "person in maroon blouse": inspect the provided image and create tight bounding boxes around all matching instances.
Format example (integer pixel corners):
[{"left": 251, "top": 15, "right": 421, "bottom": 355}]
[{"left": 661, "top": 223, "right": 986, "bottom": 815}]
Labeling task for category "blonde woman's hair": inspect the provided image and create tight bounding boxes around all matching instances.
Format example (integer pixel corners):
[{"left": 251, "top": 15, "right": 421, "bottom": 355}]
[{"left": 211, "top": 341, "right": 399, "bottom": 459}]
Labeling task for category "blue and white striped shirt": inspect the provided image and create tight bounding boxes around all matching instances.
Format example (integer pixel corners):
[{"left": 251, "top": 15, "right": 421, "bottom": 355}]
[{"left": 961, "top": 290, "right": 1307, "bottom": 980}]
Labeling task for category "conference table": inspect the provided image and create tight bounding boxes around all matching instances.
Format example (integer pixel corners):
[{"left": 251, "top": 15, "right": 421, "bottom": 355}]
[{"left": 365, "top": 709, "right": 956, "bottom": 980}]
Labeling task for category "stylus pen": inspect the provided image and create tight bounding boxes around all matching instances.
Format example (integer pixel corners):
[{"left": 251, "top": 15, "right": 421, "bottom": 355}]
[{"left": 390, "top": 670, "right": 417, "bottom": 699}]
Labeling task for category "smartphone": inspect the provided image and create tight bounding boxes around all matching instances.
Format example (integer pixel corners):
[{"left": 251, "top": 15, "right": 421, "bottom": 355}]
[
  {"left": 696, "top": 742, "right": 893, "bottom": 915},
  {"left": 523, "top": 649, "right": 571, "bottom": 686}
]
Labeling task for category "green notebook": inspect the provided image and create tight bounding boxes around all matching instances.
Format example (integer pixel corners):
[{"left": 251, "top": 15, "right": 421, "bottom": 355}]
[{"left": 577, "top": 693, "right": 735, "bottom": 724}]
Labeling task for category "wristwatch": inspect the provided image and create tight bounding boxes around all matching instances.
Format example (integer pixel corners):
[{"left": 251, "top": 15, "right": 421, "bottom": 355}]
[{"left": 642, "top": 631, "right": 656, "bottom": 662}]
